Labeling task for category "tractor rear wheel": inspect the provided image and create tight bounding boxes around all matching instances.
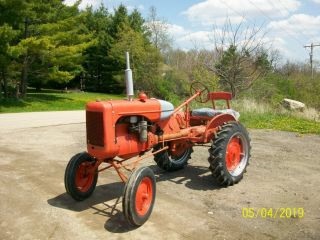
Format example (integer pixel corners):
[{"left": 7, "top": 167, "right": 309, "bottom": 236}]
[
  {"left": 122, "top": 166, "right": 156, "bottom": 226},
  {"left": 153, "top": 143, "right": 193, "bottom": 171},
  {"left": 208, "top": 122, "right": 251, "bottom": 186},
  {"left": 64, "top": 152, "right": 98, "bottom": 201}
]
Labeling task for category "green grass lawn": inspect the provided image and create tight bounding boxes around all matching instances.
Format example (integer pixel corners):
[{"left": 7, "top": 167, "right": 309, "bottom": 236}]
[
  {"left": 240, "top": 112, "right": 320, "bottom": 135},
  {"left": 1, "top": 91, "right": 319, "bottom": 134},
  {"left": 0, "top": 90, "right": 123, "bottom": 113}
]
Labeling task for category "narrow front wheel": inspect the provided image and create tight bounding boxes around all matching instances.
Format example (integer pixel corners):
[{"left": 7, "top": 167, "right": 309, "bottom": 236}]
[
  {"left": 64, "top": 152, "right": 98, "bottom": 201},
  {"left": 122, "top": 167, "right": 156, "bottom": 226}
]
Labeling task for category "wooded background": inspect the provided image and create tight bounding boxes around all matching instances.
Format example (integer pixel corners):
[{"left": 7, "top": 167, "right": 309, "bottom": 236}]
[{"left": 0, "top": 0, "right": 319, "bottom": 110}]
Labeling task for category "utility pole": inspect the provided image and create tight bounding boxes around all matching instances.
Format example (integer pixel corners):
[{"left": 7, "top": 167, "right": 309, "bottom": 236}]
[{"left": 304, "top": 43, "right": 320, "bottom": 79}]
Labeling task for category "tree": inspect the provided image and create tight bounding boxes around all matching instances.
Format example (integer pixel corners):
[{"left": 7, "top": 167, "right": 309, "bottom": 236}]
[
  {"left": 0, "top": 3, "right": 163, "bottom": 98},
  {"left": 206, "top": 19, "right": 271, "bottom": 97},
  {"left": 109, "top": 25, "right": 161, "bottom": 94},
  {"left": 0, "top": 0, "right": 93, "bottom": 97},
  {"left": 129, "top": 9, "right": 146, "bottom": 33},
  {"left": 0, "top": 24, "right": 17, "bottom": 98},
  {"left": 109, "top": 4, "right": 129, "bottom": 38},
  {"left": 82, "top": 5, "right": 115, "bottom": 92},
  {"left": 24, "top": 1, "right": 92, "bottom": 94},
  {"left": 146, "top": 6, "right": 172, "bottom": 53},
  {"left": 83, "top": 5, "right": 155, "bottom": 93}
]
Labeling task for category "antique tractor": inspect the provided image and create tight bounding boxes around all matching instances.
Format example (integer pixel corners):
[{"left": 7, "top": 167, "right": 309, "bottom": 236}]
[{"left": 64, "top": 52, "right": 251, "bottom": 226}]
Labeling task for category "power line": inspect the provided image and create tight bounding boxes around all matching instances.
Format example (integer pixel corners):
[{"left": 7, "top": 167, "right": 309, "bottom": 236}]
[
  {"left": 219, "top": 0, "right": 317, "bottom": 62},
  {"left": 304, "top": 43, "right": 320, "bottom": 79},
  {"left": 277, "top": 0, "right": 318, "bottom": 41},
  {"left": 278, "top": 0, "right": 293, "bottom": 15},
  {"left": 218, "top": 0, "right": 254, "bottom": 25},
  {"left": 267, "top": 0, "right": 284, "bottom": 16},
  {"left": 219, "top": 0, "right": 308, "bottom": 52},
  {"left": 247, "top": 0, "right": 308, "bottom": 46}
]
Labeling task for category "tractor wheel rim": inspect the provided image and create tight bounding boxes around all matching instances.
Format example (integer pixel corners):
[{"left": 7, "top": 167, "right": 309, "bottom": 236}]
[
  {"left": 226, "top": 133, "right": 249, "bottom": 177},
  {"left": 135, "top": 177, "right": 153, "bottom": 216},
  {"left": 170, "top": 148, "right": 190, "bottom": 163},
  {"left": 75, "top": 162, "right": 94, "bottom": 192}
]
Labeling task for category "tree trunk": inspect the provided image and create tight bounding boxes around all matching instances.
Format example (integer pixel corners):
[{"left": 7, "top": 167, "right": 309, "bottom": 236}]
[
  {"left": 20, "top": 17, "right": 29, "bottom": 98},
  {"left": 229, "top": 82, "right": 236, "bottom": 98},
  {"left": 15, "top": 83, "right": 20, "bottom": 99},
  {"left": 0, "top": 76, "right": 2, "bottom": 99},
  {"left": 20, "top": 57, "right": 28, "bottom": 97},
  {"left": 2, "top": 71, "right": 8, "bottom": 98}
]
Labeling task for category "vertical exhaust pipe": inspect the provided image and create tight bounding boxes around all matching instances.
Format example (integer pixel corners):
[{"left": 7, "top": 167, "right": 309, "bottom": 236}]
[{"left": 125, "top": 52, "right": 134, "bottom": 101}]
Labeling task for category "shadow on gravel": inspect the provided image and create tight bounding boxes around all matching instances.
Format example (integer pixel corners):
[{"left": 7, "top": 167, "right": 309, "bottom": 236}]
[
  {"left": 47, "top": 182, "right": 124, "bottom": 212},
  {"left": 47, "top": 182, "right": 136, "bottom": 233},
  {"left": 47, "top": 164, "right": 221, "bottom": 233},
  {"left": 150, "top": 164, "right": 222, "bottom": 191}
]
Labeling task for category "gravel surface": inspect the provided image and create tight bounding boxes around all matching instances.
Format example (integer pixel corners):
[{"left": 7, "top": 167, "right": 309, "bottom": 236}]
[{"left": 0, "top": 112, "right": 319, "bottom": 240}]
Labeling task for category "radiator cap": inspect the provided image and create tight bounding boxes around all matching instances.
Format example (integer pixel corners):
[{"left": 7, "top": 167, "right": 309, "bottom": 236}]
[{"left": 138, "top": 91, "right": 148, "bottom": 102}]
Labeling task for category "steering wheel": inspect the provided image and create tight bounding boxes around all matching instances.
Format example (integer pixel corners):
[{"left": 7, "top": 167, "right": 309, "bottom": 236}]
[{"left": 190, "top": 81, "right": 210, "bottom": 103}]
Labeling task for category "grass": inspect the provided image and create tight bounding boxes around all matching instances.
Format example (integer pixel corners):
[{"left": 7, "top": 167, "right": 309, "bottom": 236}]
[
  {"left": 240, "top": 112, "right": 320, "bottom": 135},
  {"left": 1, "top": 91, "right": 319, "bottom": 135},
  {"left": 232, "top": 99, "right": 320, "bottom": 135},
  {"left": 0, "top": 90, "right": 123, "bottom": 113}
]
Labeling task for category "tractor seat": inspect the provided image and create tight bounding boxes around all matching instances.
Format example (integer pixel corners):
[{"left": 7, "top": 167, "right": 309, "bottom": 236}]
[{"left": 191, "top": 108, "right": 240, "bottom": 120}]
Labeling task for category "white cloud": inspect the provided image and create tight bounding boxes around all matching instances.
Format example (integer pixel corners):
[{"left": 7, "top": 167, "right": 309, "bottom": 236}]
[
  {"left": 178, "top": 31, "right": 214, "bottom": 49},
  {"left": 138, "top": 4, "right": 144, "bottom": 11},
  {"left": 168, "top": 24, "right": 234, "bottom": 50},
  {"left": 166, "top": 23, "right": 296, "bottom": 60},
  {"left": 183, "top": 0, "right": 301, "bottom": 26},
  {"left": 167, "top": 24, "right": 189, "bottom": 37},
  {"left": 63, "top": 0, "right": 75, "bottom": 6},
  {"left": 64, "top": 0, "right": 102, "bottom": 9},
  {"left": 127, "top": 4, "right": 145, "bottom": 12},
  {"left": 64, "top": 0, "right": 139, "bottom": 10},
  {"left": 312, "top": 0, "right": 320, "bottom": 4},
  {"left": 166, "top": 24, "right": 210, "bottom": 49},
  {"left": 268, "top": 14, "right": 320, "bottom": 41}
]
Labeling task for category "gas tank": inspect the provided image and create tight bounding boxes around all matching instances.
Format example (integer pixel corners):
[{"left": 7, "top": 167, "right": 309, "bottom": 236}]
[{"left": 109, "top": 98, "right": 174, "bottom": 121}]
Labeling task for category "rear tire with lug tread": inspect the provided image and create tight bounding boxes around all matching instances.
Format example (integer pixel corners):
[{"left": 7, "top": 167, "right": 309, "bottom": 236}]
[{"left": 208, "top": 122, "right": 251, "bottom": 186}]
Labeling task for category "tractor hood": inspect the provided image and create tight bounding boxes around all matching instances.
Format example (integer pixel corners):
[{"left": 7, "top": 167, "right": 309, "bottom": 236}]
[{"left": 86, "top": 98, "right": 174, "bottom": 122}]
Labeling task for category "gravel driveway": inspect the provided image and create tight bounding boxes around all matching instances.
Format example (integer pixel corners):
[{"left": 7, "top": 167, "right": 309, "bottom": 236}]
[{"left": 0, "top": 111, "right": 319, "bottom": 240}]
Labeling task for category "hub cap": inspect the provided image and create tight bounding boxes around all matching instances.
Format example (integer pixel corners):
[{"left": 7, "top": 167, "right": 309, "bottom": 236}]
[
  {"left": 135, "top": 177, "right": 153, "bottom": 216},
  {"left": 226, "top": 133, "right": 248, "bottom": 177},
  {"left": 75, "top": 162, "right": 95, "bottom": 192}
]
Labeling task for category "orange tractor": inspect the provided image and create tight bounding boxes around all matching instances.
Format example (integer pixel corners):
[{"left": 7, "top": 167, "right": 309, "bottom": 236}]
[{"left": 64, "top": 52, "right": 251, "bottom": 226}]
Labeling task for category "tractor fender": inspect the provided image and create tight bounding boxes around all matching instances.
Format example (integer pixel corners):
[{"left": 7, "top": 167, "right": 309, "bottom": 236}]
[{"left": 205, "top": 114, "right": 237, "bottom": 140}]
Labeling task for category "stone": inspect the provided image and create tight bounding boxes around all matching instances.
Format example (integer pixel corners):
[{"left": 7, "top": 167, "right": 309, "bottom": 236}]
[{"left": 282, "top": 98, "right": 305, "bottom": 111}]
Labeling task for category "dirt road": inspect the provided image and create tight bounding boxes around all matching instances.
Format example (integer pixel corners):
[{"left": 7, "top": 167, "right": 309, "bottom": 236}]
[{"left": 0, "top": 112, "right": 319, "bottom": 240}]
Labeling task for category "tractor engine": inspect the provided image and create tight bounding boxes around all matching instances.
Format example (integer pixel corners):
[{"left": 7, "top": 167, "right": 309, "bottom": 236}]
[{"left": 85, "top": 97, "right": 175, "bottom": 160}]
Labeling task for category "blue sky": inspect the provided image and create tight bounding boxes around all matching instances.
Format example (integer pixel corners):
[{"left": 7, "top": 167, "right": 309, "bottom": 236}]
[{"left": 65, "top": 0, "right": 320, "bottom": 63}]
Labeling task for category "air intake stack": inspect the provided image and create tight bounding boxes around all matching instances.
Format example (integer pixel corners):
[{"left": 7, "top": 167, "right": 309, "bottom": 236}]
[{"left": 125, "top": 52, "right": 134, "bottom": 101}]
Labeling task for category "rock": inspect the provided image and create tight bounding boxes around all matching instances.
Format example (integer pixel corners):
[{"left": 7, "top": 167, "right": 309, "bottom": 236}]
[{"left": 282, "top": 98, "right": 305, "bottom": 111}]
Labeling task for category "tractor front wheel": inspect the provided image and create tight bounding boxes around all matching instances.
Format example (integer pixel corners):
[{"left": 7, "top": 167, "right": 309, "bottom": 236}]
[
  {"left": 122, "top": 166, "right": 156, "bottom": 226},
  {"left": 208, "top": 122, "right": 251, "bottom": 186},
  {"left": 64, "top": 152, "right": 98, "bottom": 201}
]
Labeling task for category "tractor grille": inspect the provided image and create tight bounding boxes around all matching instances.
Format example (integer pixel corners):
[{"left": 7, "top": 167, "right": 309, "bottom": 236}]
[{"left": 86, "top": 111, "right": 104, "bottom": 147}]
